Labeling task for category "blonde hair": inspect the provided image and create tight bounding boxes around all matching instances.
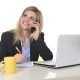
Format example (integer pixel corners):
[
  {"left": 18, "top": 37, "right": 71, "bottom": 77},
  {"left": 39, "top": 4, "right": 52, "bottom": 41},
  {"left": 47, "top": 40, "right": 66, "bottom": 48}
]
[{"left": 12, "top": 6, "right": 43, "bottom": 43}]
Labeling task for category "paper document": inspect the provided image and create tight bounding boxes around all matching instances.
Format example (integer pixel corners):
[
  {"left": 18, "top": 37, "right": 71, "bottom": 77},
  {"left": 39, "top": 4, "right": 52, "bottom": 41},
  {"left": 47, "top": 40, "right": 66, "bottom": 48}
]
[{"left": 16, "top": 61, "right": 33, "bottom": 68}]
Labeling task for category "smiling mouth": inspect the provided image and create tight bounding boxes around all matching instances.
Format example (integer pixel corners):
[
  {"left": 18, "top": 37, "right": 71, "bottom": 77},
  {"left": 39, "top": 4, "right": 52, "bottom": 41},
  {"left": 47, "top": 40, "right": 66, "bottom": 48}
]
[
  {"left": 22, "top": 20, "right": 27, "bottom": 25},
  {"left": 23, "top": 22, "right": 27, "bottom": 25}
]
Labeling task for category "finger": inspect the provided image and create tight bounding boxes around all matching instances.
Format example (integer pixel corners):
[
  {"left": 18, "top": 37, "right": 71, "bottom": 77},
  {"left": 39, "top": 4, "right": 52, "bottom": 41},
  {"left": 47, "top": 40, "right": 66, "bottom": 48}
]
[
  {"left": 15, "top": 53, "right": 26, "bottom": 63},
  {"left": 16, "top": 57, "right": 24, "bottom": 64}
]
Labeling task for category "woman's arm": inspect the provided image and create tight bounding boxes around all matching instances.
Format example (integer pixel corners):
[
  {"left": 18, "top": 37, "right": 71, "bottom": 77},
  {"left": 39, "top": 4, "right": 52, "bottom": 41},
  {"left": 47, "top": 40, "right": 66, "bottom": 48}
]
[
  {"left": 34, "top": 32, "right": 53, "bottom": 61},
  {"left": 0, "top": 32, "right": 8, "bottom": 61}
]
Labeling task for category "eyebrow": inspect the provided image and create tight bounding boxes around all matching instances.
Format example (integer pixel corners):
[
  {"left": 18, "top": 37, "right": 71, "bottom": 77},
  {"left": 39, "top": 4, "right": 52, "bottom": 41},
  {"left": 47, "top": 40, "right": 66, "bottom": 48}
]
[{"left": 23, "top": 13, "right": 36, "bottom": 18}]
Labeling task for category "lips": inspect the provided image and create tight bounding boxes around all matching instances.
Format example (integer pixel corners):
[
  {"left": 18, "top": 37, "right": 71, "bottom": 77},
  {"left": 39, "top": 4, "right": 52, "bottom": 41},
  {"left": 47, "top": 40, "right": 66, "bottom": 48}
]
[{"left": 21, "top": 21, "right": 31, "bottom": 29}]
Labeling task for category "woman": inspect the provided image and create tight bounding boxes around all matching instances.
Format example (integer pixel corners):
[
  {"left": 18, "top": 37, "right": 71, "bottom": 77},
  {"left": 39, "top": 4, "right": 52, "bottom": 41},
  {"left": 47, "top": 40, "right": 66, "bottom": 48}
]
[{"left": 0, "top": 6, "right": 53, "bottom": 63}]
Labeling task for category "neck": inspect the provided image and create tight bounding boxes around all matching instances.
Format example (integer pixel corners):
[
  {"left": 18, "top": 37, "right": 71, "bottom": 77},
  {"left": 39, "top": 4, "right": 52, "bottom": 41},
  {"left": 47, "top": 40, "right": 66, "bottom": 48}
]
[
  {"left": 23, "top": 29, "right": 30, "bottom": 39},
  {"left": 21, "top": 30, "right": 30, "bottom": 48}
]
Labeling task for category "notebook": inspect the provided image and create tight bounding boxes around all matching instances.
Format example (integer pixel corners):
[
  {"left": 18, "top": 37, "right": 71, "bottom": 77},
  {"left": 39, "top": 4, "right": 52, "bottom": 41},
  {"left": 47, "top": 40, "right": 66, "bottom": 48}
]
[
  {"left": 34, "top": 35, "right": 80, "bottom": 68},
  {"left": 17, "top": 61, "right": 33, "bottom": 68}
]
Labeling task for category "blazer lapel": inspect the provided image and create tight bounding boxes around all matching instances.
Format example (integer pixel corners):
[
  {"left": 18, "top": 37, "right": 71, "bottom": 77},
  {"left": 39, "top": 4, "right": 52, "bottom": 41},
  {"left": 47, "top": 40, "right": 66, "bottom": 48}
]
[{"left": 14, "top": 40, "right": 22, "bottom": 53}]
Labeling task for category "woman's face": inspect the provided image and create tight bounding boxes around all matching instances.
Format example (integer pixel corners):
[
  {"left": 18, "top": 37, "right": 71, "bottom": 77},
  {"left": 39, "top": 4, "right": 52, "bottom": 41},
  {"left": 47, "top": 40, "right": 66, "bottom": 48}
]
[{"left": 20, "top": 11, "right": 36, "bottom": 31}]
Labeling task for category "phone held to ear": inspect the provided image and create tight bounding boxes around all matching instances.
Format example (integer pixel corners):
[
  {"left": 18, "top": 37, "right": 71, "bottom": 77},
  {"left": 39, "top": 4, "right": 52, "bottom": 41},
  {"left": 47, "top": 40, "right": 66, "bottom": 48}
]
[{"left": 31, "top": 27, "right": 36, "bottom": 33}]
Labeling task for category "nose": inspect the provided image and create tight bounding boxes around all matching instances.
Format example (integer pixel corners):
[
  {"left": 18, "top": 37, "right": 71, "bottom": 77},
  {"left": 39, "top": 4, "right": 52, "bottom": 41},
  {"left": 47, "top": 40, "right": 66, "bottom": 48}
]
[
  {"left": 25, "top": 18, "right": 30, "bottom": 22},
  {"left": 23, "top": 16, "right": 30, "bottom": 22}
]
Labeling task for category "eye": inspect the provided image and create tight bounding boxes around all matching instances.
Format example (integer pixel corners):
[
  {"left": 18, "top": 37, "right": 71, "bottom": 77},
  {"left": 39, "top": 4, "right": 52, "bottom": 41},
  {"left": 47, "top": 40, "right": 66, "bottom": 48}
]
[
  {"left": 23, "top": 14, "right": 27, "bottom": 17},
  {"left": 29, "top": 17, "right": 36, "bottom": 21}
]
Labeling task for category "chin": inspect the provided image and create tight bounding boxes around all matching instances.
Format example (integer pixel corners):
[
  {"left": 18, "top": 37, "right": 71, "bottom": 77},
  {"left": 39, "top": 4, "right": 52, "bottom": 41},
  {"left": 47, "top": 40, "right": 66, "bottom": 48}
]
[
  {"left": 23, "top": 29, "right": 30, "bottom": 31},
  {"left": 21, "top": 26, "right": 27, "bottom": 29}
]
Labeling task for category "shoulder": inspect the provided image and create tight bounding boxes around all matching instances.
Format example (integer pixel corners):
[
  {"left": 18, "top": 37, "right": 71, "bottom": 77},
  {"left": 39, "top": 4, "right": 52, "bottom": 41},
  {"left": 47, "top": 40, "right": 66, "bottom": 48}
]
[
  {"left": 32, "top": 32, "right": 44, "bottom": 43},
  {"left": 2, "top": 31, "right": 13, "bottom": 36},
  {"left": 34, "top": 32, "right": 44, "bottom": 43},
  {"left": 38, "top": 32, "right": 44, "bottom": 40},
  {"left": 1, "top": 31, "right": 14, "bottom": 40}
]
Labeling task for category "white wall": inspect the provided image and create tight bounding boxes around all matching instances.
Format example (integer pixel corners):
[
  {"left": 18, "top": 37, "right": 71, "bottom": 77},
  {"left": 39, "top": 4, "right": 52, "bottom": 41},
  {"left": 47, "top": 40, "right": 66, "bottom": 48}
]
[{"left": 0, "top": 0, "right": 80, "bottom": 60}]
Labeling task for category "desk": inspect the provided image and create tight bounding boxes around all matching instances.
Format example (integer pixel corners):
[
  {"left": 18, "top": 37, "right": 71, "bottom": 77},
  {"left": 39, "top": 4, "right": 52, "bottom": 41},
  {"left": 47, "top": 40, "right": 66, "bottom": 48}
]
[{"left": 0, "top": 65, "right": 80, "bottom": 80}]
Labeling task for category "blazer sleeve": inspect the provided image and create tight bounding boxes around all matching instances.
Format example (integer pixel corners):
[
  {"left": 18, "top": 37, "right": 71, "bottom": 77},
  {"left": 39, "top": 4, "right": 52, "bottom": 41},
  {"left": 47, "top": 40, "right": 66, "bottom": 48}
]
[
  {"left": 0, "top": 32, "right": 8, "bottom": 61},
  {"left": 34, "top": 32, "right": 53, "bottom": 60},
  {"left": 0, "top": 32, "right": 15, "bottom": 61}
]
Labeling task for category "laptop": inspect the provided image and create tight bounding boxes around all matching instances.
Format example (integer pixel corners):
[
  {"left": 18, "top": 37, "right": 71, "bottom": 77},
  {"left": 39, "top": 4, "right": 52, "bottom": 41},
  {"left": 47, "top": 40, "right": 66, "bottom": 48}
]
[{"left": 34, "top": 34, "right": 80, "bottom": 68}]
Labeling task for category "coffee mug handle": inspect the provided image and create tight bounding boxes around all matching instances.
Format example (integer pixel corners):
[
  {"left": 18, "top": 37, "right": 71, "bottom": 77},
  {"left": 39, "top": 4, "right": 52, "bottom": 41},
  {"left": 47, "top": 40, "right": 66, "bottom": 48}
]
[{"left": 0, "top": 61, "right": 4, "bottom": 72}]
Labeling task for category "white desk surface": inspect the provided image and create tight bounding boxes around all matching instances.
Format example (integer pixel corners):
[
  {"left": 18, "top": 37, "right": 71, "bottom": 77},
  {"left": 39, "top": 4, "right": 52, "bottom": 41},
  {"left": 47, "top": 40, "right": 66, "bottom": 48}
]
[{"left": 0, "top": 64, "right": 80, "bottom": 80}]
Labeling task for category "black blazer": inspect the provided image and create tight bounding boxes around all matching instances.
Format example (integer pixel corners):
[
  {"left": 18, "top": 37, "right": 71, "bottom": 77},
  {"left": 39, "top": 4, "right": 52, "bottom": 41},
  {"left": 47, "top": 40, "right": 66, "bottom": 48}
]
[{"left": 0, "top": 31, "right": 53, "bottom": 61}]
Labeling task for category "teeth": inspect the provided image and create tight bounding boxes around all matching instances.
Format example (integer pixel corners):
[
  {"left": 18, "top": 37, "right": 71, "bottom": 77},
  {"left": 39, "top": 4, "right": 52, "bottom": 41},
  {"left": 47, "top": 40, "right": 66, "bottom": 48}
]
[{"left": 23, "top": 22, "right": 27, "bottom": 25}]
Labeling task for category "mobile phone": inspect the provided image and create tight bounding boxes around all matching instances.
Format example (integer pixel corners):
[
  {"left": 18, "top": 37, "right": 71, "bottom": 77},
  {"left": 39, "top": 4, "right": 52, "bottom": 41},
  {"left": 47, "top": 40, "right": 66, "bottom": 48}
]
[{"left": 31, "top": 27, "right": 36, "bottom": 33}]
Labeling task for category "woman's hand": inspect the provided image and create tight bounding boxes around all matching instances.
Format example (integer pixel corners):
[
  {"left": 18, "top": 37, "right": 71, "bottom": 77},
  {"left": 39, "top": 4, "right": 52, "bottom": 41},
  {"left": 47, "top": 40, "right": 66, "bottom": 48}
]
[
  {"left": 15, "top": 54, "right": 26, "bottom": 64},
  {"left": 31, "top": 22, "right": 40, "bottom": 41}
]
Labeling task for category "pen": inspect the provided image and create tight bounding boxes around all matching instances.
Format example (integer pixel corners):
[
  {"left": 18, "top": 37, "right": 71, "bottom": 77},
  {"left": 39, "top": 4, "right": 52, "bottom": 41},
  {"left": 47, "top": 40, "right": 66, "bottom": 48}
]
[
  {"left": 15, "top": 47, "right": 26, "bottom": 61},
  {"left": 16, "top": 47, "right": 22, "bottom": 54}
]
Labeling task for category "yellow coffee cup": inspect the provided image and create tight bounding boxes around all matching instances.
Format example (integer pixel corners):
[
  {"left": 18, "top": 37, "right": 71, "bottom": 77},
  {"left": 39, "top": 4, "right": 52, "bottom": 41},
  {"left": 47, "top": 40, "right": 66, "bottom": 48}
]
[{"left": 0, "top": 56, "right": 16, "bottom": 74}]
